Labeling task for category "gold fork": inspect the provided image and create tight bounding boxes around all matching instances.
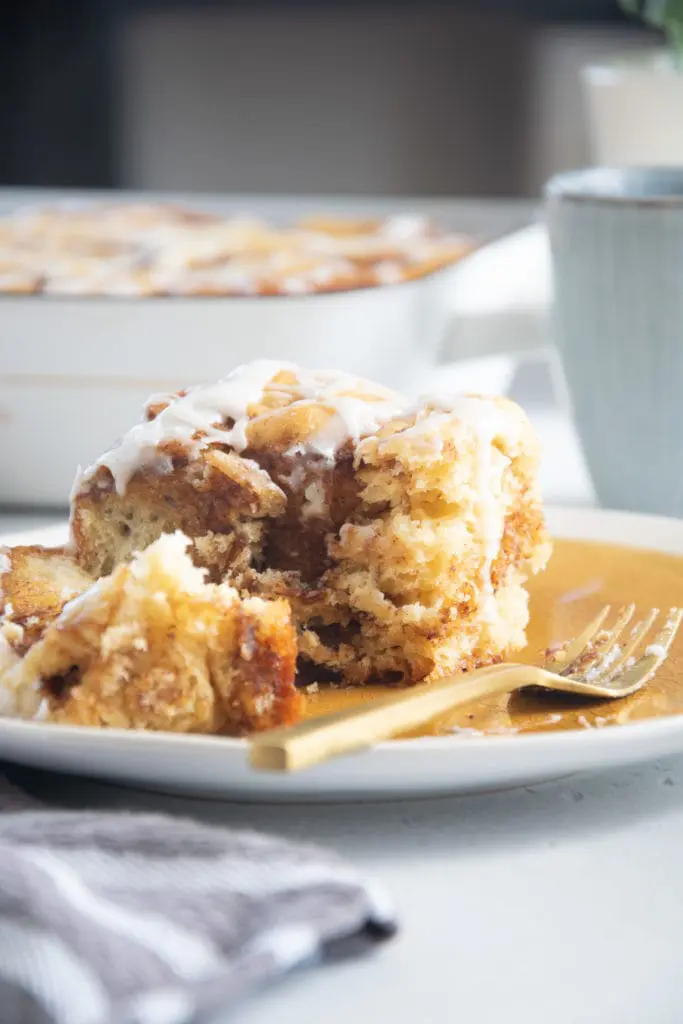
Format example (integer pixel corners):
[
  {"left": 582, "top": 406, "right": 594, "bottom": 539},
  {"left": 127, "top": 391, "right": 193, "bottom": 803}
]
[{"left": 249, "top": 605, "right": 683, "bottom": 772}]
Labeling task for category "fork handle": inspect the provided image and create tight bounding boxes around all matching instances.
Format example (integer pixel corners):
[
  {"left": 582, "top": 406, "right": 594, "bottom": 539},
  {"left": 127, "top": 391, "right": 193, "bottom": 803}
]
[{"left": 248, "top": 663, "right": 531, "bottom": 772}]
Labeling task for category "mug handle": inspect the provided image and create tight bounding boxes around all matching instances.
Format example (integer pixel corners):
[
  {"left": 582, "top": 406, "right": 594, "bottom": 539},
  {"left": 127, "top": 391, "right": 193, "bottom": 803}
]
[{"left": 436, "top": 222, "right": 552, "bottom": 397}]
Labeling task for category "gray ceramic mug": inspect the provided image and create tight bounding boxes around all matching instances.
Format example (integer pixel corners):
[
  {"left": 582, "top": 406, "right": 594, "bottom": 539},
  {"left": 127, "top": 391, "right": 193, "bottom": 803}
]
[{"left": 546, "top": 167, "right": 683, "bottom": 517}]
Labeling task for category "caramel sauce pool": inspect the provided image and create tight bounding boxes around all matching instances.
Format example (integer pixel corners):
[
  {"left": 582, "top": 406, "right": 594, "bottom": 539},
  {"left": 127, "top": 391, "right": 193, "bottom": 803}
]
[{"left": 303, "top": 538, "right": 683, "bottom": 738}]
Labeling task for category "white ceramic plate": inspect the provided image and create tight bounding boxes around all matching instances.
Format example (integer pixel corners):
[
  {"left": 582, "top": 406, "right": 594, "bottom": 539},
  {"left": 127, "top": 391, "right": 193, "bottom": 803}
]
[{"left": 1, "top": 506, "right": 682, "bottom": 802}]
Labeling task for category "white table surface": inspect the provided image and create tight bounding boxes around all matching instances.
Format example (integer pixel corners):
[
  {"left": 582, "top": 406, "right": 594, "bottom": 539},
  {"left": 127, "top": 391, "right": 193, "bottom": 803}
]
[
  {"left": 1, "top": 195, "right": 673, "bottom": 1024},
  {"left": 10, "top": 756, "right": 681, "bottom": 1024}
]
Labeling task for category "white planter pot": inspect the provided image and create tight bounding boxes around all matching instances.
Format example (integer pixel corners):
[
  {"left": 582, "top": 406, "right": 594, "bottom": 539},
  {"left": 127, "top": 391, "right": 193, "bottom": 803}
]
[{"left": 583, "top": 51, "right": 683, "bottom": 166}]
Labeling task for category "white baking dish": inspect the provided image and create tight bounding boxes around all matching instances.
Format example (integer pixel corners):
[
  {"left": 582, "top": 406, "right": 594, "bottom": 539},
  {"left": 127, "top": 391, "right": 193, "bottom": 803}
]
[{"left": 0, "top": 189, "right": 542, "bottom": 506}]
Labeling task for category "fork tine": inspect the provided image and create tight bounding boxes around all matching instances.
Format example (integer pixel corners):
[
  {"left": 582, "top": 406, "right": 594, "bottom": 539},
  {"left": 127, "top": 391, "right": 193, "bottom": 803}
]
[
  {"left": 547, "top": 605, "right": 611, "bottom": 670},
  {"left": 598, "top": 603, "right": 635, "bottom": 653},
  {"left": 607, "top": 608, "right": 683, "bottom": 689},
  {"left": 564, "top": 603, "right": 636, "bottom": 679},
  {"left": 607, "top": 607, "right": 660, "bottom": 676}
]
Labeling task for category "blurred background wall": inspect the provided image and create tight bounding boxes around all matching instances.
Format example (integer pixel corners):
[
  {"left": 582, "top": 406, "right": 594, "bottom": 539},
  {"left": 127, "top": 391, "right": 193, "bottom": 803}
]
[{"left": 1, "top": 1, "right": 656, "bottom": 197}]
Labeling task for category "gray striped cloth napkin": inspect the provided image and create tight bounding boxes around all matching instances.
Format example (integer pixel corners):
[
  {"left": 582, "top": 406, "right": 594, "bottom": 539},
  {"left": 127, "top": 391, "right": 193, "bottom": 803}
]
[{"left": 0, "top": 779, "right": 395, "bottom": 1024}]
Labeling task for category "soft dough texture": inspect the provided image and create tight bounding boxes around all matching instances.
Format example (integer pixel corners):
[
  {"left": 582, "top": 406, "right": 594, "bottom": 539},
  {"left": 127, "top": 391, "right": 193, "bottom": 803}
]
[
  {"left": 71, "top": 362, "right": 551, "bottom": 686},
  {"left": 2, "top": 532, "right": 300, "bottom": 733},
  {"left": 0, "top": 544, "right": 94, "bottom": 653}
]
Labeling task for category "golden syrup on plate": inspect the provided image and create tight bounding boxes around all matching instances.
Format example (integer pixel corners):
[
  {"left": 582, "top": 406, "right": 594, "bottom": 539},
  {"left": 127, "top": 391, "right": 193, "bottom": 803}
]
[{"left": 303, "top": 538, "right": 683, "bottom": 738}]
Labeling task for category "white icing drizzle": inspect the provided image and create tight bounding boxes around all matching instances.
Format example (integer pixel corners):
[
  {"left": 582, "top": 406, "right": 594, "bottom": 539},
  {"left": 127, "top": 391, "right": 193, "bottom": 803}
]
[
  {"left": 379, "top": 214, "right": 430, "bottom": 240},
  {"left": 68, "top": 464, "right": 84, "bottom": 506},
  {"left": 302, "top": 391, "right": 405, "bottom": 460},
  {"left": 84, "top": 359, "right": 292, "bottom": 494},
  {"left": 80, "top": 361, "right": 407, "bottom": 494}
]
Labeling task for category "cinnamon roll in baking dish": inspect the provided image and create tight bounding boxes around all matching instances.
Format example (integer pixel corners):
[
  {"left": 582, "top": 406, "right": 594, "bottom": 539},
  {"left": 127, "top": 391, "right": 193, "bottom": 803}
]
[{"left": 0, "top": 204, "right": 472, "bottom": 296}]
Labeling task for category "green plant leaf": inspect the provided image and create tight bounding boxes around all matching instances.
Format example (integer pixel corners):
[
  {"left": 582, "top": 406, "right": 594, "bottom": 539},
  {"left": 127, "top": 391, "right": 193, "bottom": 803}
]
[{"left": 619, "top": 0, "right": 683, "bottom": 57}]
